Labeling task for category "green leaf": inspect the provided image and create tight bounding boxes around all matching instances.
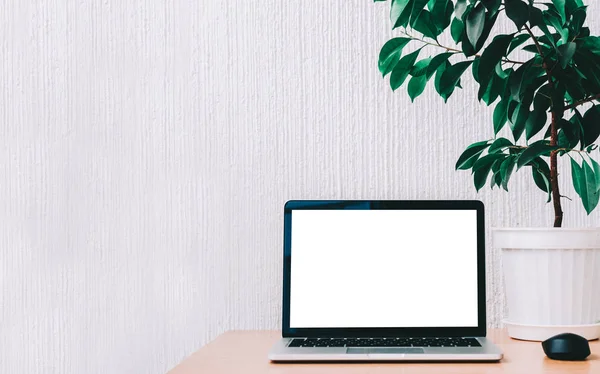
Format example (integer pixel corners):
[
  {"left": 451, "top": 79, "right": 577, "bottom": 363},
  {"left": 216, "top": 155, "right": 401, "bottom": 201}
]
[
  {"left": 500, "top": 156, "right": 517, "bottom": 191},
  {"left": 517, "top": 140, "right": 557, "bottom": 169},
  {"left": 561, "top": 117, "right": 582, "bottom": 149},
  {"left": 390, "top": 0, "right": 412, "bottom": 29},
  {"left": 482, "top": 0, "right": 501, "bottom": 17},
  {"left": 529, "top": 5, "right": 544, "bottom": 28},
  {"left": 532, "top": 165, "right": 552, "bottom": 202},
  {"left": 450, "top": 18, "right": 464, "bottom": 44},
  {"left": 407, "top": 74, "right": 427, "bottom": 101},
  {"left": 526, "top": 76, "right": 548, "bottom": 103},
  {"left": 431, "top": 0, "right": 454, "bottom": 33},
  {"left": 509, "top": 59, "right": 541, "bottom": 102},
  {"left": 473, "top": 168, "right": 491, "bottom": 191},
  {"left": 570, "top": 7, "right": 587, "bottom": 35},
  {"left": 491, "top": 71, "right": 507, "bottom": 105},
  {"left": 478, "top": 34, "right": 514, "bottom": 84},
  {"left": 472, "top": 57, "right": 481, "bottom": 83},
  {"left": 489, "top": 75, "right": 510, "bottom": 105},
  {"left": 580, "top": 37, "right": 600, "bottom": 55},
  {"left": 508, "top": 34, "right": 530, "bottom": 55},
  {"left": 505, "top": 0, "right": 529, "bottom": 30},
  {"left": 530, "top": 157, "right": 551, "bottom": 203},
  {"left": 477, "top": 69, "right": 489, "bottom": 101},
  {"left": 468, "top": 10, "right": 499, "bottom": 55},
  {"left": 473, "top": 155, "right": 502, "bottom": 191},
  {"left": 409, "top": 0, "right": 429, "bottom": 26},
  {"left": 412, "top": 10, "right": 439, "bottom": 39},
  {"left": 507, "top": 99, "right": 518, "bottom": 120},
  {"left": 558, "top": 130, "right": 570, "bottom": 149},
  {"left": 390, "top": 48, "right": 422, "bottom": 91},
  {"left": 573, "top": 51, "right": 600, "bottom": 94},
  {"left": 410, "top": 57, "right": 432, "bottom": 76},
  {"left": 491, "top": 158, "right": 505, "bottom": 189},
  {"left": 473, "top": 153, "right": 506, "bottom": 173},
  {"left": 566, "top": 0, "right": 584, "bottom": 13},
  {"left": 552, "top": 0, "right": 567, "bottom": 23},
  {"left": 532, "top": 157, "right": 551, "bottom": 176},
  {"left": 466, "top": 3, "right": 486, "bottom": 47},
  {"left": 426, "top": 53, "right": 453, "bottom": 79},
  {"left": 434, "top": 61, "right": 449, "bottom": 96},
  {"left": 582, "top": 106, "right": 600, "bottom": 147},
  {"left": 496, "top": 64, "right": 510, "bottom": 79},
  {"left": 460, "top": 12, "right": 477, "bottom": 56},
  {"left": 562, "top": 73, "right": 586, "bottom": 103},
  {"left": 480, "top": 72, "right": 505, "bottom": 105},
  {"left": 439, "top": 60, "right": 473, "bottom": 101},
  {"left": 533, "top": 84, "right": 552, "bottom": 112},
  {"left": 544, "top": 12, "right": 569, "bottom": 44},
  {"left": 509, "top": 101, "right": 529, "bottom": 141},
  {"left": 591, "top": 158, "right": 600, "bottom": 192},
  {"left": 551, "top": 83, "right": 567, "bottom": 115},
  {"left": 570, "top": 111, "right": 585, "bottom": 146},
  {"left": 571, "top": 157, "right": 583, "bottom": 195},
  {"left": 558, "top": 42, "right": 577, "bottom": 69},
  {"left": 525, "top": 106, "right": 548, "bottom": 140},
  {"left": 455, "top": 140, "right": 490, "bottom": 170},
  {"left": 378, "top": 37, "right": 412, "bottom": 76},
  {"left": 538, "top": 23, "right": 558, "bottom": 50},
  {"left": 572, "top": 158, "right": 600, "bottom": 214},
  {"left": 582, "top": 160, "right": 600, "bottom": 213},
  {"left": 489, "top": 137, "right": 513, "bottom": 153},
  {"left": 493, "top": 99, "right": 509, "bottom": 134},
  {"left": 491, "top": 169, "right": 504, "bottom": 189},
  {"left": 509, "top": 61, "right": 528, "bottom": 102}
]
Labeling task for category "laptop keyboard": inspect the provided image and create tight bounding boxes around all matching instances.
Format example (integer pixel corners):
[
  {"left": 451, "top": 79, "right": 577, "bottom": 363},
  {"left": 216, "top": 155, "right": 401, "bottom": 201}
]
[{"left": 288, "top": 337, "right": 481, "bottom": 348}]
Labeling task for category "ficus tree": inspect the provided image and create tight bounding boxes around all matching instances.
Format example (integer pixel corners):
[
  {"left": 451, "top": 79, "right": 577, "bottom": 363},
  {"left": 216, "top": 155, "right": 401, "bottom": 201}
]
[{"left": 375, "top": 0, "right": 600, "bottom": 227}]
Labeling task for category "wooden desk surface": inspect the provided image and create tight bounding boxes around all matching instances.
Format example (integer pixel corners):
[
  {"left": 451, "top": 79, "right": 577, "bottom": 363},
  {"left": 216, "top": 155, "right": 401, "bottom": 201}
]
[{"left": 168, "top": 329, "right": 600, "bottom": 373}]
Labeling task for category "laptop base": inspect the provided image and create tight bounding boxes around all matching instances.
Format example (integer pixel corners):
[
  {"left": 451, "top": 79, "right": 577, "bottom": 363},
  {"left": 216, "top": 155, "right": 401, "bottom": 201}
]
[{"left": 269, "top": 337, "right": 503, "bottom": 362}]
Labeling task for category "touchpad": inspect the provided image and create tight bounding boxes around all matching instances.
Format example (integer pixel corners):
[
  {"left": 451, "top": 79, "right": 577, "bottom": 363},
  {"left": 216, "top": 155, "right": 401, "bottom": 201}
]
[{"left": 347, "top": 348, "right": 425, "bottom": 354}]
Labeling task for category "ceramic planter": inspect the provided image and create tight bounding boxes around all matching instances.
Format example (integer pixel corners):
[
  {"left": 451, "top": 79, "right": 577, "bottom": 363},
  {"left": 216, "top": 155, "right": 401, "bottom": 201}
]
[{"left": 494, "top": 228, "right": 600, "bottom": 341}]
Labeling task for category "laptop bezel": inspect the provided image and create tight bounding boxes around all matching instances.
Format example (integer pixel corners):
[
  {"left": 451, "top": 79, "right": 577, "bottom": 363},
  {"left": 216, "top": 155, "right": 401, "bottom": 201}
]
[{"left": 281, "top": 200, "right": 486, "bottom": 338}]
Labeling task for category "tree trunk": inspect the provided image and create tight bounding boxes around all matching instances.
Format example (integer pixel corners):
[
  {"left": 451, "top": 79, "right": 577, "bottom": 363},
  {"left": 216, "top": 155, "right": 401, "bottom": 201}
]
[
  {"left": 550, "top": 111, "right": 563, "bottom": 227},
  {"left": 523, "top": 25, "right": 564, "bottom": 227}
]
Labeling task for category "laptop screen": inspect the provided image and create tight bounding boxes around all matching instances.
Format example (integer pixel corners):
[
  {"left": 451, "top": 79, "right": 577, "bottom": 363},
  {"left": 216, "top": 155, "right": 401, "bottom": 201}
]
[{"left": 289, "top": 209, "right": 479, "bottom": 329}]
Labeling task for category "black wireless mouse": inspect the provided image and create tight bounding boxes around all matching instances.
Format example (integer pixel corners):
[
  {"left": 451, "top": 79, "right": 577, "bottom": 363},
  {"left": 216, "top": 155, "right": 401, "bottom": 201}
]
[{"left": 542, "top": 333, "right": 591, "bottom": 361}]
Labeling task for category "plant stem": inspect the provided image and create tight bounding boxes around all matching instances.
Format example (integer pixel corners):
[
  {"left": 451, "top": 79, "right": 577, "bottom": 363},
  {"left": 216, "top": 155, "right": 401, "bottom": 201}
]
[
  {"left": 402, "top": 32, "right": 526, "bottom": 65},
  {"left": 564, "top": 93, "right": 600, "bottom": 110},
  {"left": 556, "top": 148, "right": 589, "bottom": 153},
  {"left": 550, "top": 112, "right": 563, "bottom": 227},
  {"left": 525, "top": 24, "right": 563, "bottom": 227}
]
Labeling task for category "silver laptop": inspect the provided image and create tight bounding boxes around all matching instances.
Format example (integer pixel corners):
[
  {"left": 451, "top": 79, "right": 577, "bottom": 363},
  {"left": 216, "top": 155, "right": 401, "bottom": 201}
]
[{"left": 269, "top": 200, "right": 503, "bottom": 362}]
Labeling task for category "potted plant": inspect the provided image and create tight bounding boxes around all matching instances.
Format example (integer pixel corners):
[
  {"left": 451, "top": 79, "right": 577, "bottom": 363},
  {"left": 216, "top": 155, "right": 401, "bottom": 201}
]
[{"left": 374, "top": 0, "right": 600, "bottom": 341}]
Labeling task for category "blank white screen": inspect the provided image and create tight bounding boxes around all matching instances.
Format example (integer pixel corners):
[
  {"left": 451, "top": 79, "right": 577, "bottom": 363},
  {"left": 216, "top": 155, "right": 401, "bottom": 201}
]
[{"left": 289, "top": 210, "right": 479, "bottom": 328}]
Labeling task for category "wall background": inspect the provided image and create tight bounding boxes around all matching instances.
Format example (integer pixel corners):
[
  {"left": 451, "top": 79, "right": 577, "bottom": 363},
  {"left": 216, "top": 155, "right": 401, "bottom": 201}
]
[{"left": 2, "top": 1, "right": 600, "bottom": 373}]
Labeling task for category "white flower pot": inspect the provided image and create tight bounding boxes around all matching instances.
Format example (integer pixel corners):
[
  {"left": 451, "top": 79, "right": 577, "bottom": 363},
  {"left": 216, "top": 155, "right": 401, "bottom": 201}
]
[{"left": 493, "top": 228, "right": 600, "bottom": 341}]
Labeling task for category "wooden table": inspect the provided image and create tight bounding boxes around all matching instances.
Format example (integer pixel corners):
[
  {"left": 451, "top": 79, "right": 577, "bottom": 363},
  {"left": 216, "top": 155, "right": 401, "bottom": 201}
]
[{"left": 168, "top": 329, "right": 600, "bottom": 373}]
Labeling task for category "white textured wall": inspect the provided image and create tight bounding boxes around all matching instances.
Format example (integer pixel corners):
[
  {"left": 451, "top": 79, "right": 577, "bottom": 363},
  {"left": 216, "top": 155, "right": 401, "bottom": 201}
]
[{"left": 2, "top": 1, "right": 600, "bottom": 373}]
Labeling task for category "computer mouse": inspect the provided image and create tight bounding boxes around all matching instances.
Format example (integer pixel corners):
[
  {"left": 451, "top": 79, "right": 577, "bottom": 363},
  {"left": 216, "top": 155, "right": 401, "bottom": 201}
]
[{"left": 542, "top": 333, "right": 591, "bottom": 361}]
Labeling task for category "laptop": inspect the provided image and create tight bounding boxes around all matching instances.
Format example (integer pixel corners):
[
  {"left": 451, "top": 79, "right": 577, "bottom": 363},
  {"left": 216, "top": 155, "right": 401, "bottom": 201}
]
[{"left": 268, "top": 200, "right": 503, "bottom": 361}]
